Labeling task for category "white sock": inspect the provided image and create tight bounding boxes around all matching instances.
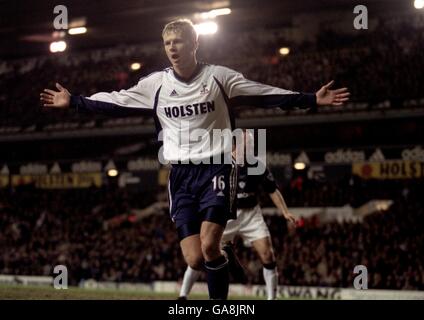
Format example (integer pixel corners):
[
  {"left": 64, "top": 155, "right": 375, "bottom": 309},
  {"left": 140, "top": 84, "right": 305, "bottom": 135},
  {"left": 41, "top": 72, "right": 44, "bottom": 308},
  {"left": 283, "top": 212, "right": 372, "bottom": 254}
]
[
  {"left": 179, "top": 266, "right": 201, "bottom": 298},
  {"left": 263, "top": 267, "right": 278, "bottom": 300}
]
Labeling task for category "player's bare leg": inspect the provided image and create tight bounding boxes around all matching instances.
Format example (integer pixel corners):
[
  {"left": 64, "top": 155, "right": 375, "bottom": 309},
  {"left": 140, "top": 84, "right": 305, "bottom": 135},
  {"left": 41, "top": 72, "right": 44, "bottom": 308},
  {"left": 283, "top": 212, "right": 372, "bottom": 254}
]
[
  {"left": 252, "top": 236, "right": 278, "bottom": 300},
  {"left": 200, "top": 220, "right": 229, "bottom": 299},
  {"left": 180, "top": 234, "right": 203, "bottom": 270},
  {"left": 252, "top": 236, "right": 275, "bottom": 264},
  {"left": 200, "top": 221, "right": 225, "bottom": 261}
]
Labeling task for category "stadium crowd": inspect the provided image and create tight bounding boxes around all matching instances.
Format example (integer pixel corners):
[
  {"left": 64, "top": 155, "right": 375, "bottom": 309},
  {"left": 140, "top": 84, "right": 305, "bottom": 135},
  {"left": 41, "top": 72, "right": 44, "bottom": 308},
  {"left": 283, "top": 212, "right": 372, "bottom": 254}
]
[
  {"left": 1, "top": 177, "right": 422, "bottom": 290},
  {"left": 1, "top": 16, "right": 424, "bottom": 126}
]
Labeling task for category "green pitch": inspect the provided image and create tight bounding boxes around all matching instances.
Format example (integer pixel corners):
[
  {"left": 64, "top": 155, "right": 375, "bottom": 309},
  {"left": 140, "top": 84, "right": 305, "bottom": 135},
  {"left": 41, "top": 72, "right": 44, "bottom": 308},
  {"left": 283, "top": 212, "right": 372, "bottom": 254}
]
[{"left": 0, "top": 284, "right": 265, "bottom": 300}]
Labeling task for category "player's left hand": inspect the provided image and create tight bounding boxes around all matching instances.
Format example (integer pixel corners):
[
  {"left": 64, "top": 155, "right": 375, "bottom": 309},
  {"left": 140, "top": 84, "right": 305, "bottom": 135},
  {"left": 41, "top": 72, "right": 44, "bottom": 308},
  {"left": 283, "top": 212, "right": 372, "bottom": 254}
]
[
  {"left": 316, "top": 80, "right": 350, "bottom": 106},
  {"left": 282, "top": 211, "right": 297, "bottom": 225}
]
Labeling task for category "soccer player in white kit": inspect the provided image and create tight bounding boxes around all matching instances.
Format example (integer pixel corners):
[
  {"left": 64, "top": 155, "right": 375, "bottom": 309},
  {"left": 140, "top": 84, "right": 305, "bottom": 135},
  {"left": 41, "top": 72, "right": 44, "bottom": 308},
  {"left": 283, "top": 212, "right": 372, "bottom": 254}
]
[{"left": 40, "top": 19, "right": 350, "bottom": 299}]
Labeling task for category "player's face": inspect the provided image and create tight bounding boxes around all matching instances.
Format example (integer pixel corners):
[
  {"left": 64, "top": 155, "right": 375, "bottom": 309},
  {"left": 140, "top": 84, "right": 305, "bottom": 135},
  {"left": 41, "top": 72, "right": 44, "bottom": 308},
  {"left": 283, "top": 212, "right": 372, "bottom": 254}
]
[{"left": 163, "top": 31, "right": 196, "bottom": 68}]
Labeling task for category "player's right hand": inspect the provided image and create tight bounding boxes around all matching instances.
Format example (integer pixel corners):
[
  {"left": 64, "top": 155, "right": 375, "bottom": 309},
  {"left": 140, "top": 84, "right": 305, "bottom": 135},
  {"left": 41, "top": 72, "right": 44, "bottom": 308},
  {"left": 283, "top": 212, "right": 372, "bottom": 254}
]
[
  {"left": 40, "top": 82, "right": 71, "bottom": 108},
  {"left": 282, "top": 211, "right": 298, "bottom": 225}
]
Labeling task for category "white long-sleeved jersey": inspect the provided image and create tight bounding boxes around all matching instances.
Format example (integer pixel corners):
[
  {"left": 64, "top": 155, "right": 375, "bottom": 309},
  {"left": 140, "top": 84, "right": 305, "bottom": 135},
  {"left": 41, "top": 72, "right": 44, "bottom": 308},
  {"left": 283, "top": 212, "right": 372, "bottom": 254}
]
[{"left": 71, "top": 63, "right": 316, "bottom": 162}]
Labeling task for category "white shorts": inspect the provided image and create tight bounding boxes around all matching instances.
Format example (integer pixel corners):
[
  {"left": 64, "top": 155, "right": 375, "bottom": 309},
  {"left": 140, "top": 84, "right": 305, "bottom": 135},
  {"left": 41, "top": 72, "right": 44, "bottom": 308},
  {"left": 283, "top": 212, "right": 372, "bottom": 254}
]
[{"left": 222, "top": 204, "right": 271, "bottom": 247}]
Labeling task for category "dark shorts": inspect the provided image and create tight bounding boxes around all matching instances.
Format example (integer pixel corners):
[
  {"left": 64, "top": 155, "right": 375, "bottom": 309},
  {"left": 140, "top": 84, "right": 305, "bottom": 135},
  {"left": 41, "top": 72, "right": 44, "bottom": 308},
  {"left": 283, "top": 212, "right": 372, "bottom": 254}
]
[{"left": 168, "top": 162, "right": 237, "bottom": 240}]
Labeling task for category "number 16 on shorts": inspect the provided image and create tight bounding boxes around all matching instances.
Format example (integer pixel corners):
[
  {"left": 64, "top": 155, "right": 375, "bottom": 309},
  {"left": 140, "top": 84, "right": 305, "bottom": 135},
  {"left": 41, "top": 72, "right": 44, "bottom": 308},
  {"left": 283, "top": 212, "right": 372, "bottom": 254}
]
[{"left": 212, "top": 175, "right": 226, "bottom": 196}]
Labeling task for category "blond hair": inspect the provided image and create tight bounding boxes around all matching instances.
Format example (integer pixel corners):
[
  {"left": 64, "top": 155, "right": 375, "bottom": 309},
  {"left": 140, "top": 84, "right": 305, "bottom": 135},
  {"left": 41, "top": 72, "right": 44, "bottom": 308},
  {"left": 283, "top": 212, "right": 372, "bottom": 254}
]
[{"left": 162, "top": 19, "right": 198, "bottom": 43}]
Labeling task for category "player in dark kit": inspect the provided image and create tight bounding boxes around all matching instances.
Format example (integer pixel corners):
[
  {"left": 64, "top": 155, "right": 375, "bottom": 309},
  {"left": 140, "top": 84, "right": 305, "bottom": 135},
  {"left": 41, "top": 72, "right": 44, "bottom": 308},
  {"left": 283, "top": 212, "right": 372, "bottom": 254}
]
[{"left": 40, "top": 19, "right": 350, "bottom": 299}]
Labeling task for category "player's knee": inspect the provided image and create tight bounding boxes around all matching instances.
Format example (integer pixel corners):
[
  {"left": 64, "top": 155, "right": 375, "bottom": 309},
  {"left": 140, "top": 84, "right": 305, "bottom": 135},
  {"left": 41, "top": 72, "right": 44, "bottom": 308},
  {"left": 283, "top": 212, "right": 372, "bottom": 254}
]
[
  {"left": 259, "top": 249, "right": 275, "bottom": 265},
  {"left": 200, "top": 238, "right": 221, "bottom": 261}
]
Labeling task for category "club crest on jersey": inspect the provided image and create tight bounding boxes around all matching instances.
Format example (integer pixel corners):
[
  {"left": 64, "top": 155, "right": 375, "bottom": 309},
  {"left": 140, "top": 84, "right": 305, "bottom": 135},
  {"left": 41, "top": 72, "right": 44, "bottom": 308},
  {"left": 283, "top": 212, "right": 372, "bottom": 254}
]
[
  {"left": 238, "top": 181, "right": 246, "bottom": 189},
  {"left": 200, "top": 83, "right": 209, "bottom": 95}
]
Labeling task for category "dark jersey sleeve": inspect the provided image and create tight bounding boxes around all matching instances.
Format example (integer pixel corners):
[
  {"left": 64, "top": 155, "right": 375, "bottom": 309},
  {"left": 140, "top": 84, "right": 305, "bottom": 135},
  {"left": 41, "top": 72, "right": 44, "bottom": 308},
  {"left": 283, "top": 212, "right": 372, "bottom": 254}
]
[
  {"left": 261, "top": 166, "right": 278, "bottom": 193},
  {"left": 70, "top": 95, "right": 152, "bottom": 117}
]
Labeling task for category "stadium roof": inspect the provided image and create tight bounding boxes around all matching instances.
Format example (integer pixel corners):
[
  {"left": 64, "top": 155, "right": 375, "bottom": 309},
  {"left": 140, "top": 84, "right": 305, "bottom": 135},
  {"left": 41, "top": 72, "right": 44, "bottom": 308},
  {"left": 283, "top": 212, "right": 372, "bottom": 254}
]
[{"left": 0, "top": 0, "right": 409, "bottom": 59}]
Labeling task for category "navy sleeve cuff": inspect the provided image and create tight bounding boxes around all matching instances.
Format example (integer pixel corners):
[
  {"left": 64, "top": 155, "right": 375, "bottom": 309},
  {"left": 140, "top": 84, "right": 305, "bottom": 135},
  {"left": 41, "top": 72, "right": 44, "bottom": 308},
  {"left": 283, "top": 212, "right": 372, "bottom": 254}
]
[
  {"left": 303, "top": 93, "right": 317, "bottom": 107},
  {"left": 69, "top": 95, "right": 80, "bottom": 111},
  {"left": 68, "top": 94, "right": 152, "bottom": 117},
  {"left": 230, "top": 93, "right": 317, "bottom": 110}
]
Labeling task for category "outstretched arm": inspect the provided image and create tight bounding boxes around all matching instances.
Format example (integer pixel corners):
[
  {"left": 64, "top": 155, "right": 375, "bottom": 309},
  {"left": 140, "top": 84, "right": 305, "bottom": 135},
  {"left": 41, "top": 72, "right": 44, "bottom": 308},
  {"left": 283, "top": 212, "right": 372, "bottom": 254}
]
[
  {"left": 40, "top": 73, "right": 161, "bottom": 116},
  {"left": 215, "top": 66, "right": 350, "bottom": 110},
  {"left": 269, "top": 189, "right": 297, "bottom": 225},
  {"left": 40, "top": 83, "right": 132, "bottom": 116}
]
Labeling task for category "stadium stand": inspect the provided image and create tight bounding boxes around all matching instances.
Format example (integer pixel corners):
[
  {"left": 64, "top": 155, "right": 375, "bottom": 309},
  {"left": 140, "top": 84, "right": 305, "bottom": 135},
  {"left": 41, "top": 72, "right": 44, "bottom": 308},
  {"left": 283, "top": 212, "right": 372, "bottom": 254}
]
[
  {"left": 1, "top": 178, "right": 422, "bottom": 290},
  {"left": 1, "top": 15, "right": 424, "bottom": 128}
]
